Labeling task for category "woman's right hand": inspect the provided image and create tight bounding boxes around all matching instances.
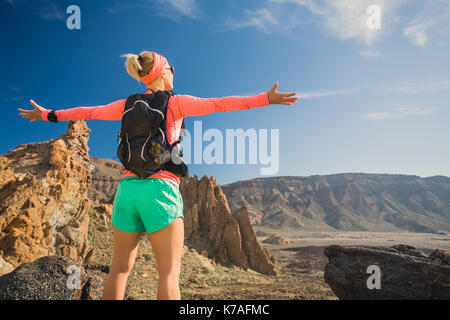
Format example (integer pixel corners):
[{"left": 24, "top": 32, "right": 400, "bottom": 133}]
[
  {"left": 18, "top": 99, "right": 47, "bottom": 123},
  {"left": 267, "top": 81, "right": 298, "bottom": 105}
]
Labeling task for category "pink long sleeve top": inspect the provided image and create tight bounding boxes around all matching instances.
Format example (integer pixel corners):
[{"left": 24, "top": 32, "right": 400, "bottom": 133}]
[{"left": 41, "top": 90, "right": 271, "bottom": 188}]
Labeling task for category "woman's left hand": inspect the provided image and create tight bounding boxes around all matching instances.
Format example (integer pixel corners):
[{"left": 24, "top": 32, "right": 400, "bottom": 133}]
[{"left": 267, "top": 81, "right": 298, "bottom": 105}]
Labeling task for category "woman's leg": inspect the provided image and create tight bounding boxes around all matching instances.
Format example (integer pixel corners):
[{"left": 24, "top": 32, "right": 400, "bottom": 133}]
[
  {"left": 102, "top": 226, "right": 142, "bottom": 300},
  {"left": 147, "top": 216, "right": 184, "bottom": 300}
]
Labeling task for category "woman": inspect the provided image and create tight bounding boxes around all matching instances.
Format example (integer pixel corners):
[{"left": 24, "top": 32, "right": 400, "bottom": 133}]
[{"left": 18, "top": 51, "right": 298, "bottom": 300}]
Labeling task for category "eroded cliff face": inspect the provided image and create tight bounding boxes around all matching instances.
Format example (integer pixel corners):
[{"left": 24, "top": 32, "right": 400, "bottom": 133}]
[
  {"left": 88, "top": 156, "right": 122, "bottom": 204},
  {"left": 0, "top": 121, "right": 93, "bottom": 275},
  {"left": 180, "top": 175, "right": 278, "bottom": 276}
]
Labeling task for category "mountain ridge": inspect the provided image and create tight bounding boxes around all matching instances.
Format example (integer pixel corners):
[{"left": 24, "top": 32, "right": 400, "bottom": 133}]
[
  {"left": 221, "top": 173, "right": 450, "bottom": 233},
  {"left": 87, "top": 157, "right": 450, "bottom": 234}
]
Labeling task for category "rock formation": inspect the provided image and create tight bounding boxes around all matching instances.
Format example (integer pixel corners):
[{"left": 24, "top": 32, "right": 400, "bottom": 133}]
[
  {"left": 0, "top": 120, "right": 278, "bottom": 279},
  {"left": 324, "top": 244, "right": 450, "bottom": 299},
  {"left": 179, "top": 175, "right": 278, "bottom": 276},
  {"left": 263, "top": 235, "right": 292, "bottom": 244},
  {"left": 0, "top": 255, "right": 117, "bottom": 300},
  {"left": 86, "top": 173, "right": 278, "bottom": 276},
  {"left": 0, "top": 121, "right": 93, "bottom": 275},
  {"left": 88, "top": 156, "right": 122, "bottom": 203}
]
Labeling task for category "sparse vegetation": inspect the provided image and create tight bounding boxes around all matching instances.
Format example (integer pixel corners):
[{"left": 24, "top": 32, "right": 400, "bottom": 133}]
[{"left": 88, "top": 207, "right": 337, "bottom": 300}]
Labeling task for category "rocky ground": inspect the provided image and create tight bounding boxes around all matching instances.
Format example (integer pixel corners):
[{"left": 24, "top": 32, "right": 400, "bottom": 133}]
[
  {"left": 2, "top": 123, "right": 448, "bottom": 300},
  {"left": 88, "top": 206, "right": 336, "bottom": 300},
  {"left": 88, "top": 206, "right": 450, "bottom": 300}
]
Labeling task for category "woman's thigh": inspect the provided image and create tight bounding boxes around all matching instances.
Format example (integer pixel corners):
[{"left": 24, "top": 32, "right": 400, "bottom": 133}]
[
  {"left": 147, "top": 217, "right": 184, "bottom": 277},
  {"left": 110, "top": 226, "right": 142, "bottom": 273}
]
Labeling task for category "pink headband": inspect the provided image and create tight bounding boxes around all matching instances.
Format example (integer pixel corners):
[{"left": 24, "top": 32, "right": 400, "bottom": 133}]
[{"left": 140, "top": 52, "right": 168, "bottom": 85}]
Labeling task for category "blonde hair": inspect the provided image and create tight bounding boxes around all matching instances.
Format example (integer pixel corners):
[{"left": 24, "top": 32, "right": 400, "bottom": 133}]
[{"left": 120, "top": 51, "right": 156, "bottom": 83}]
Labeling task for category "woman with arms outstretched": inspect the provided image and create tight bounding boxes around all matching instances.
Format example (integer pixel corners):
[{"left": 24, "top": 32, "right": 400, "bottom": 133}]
[{"left": 18, "top": 51, "right": 298, "bottom": 300}]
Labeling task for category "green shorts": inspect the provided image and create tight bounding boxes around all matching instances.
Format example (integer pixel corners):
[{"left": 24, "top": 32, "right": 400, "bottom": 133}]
[{"left": 111, "top": 177, "right": 184, "bottom": 234}]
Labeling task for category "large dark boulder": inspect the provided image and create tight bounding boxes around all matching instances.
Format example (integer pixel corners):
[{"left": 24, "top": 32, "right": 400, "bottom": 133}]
[
  {"left": 324, "top": 244, "right": 450, "bottom": 300},
  {"left": 0, "top": 255, "right": 118, "bottom": 300}
]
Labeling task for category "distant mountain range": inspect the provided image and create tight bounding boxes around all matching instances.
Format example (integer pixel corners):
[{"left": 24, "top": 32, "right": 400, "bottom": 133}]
[
  {"left": 221, "top": 174, "right": 450, "bottom": 233},
  {"left": 88, "top": 157, "right": 450, "bottom": 233}
]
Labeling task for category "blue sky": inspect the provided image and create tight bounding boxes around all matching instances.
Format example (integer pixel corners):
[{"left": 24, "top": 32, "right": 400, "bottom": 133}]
[{"left": 2, "top": 0, "right": 449, "bottom": 185}]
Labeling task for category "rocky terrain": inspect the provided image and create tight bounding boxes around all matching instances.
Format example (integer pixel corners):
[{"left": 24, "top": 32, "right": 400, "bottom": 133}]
[
  {"left": 0, "top": 120, "right": 282, "bottom": 299},
  {"left": 324, "top": 244, "right": 450, "bottom": 299},
  {"left": 263, "top": 235, "right": 291, "bottom": 245},
  {"left": 0, "top": 121, "right": 92, "bottom": 275},
  {"left": 221, "top": 175, "right": 450, "bottom": 234},
  {"left": 0, "top": 255, "right": 112, "bottom": 300},
  {"left": 180, "top": 175, "right": 277, "bottom": 276},
  {"left": 1, "top": 119, "right": 449, "bottom": 300},
  {"left": 85, "top": 203, "right": 335, "bottom": 300},
  {"left": 0, "top": 202, "right": 338, "bottom": 300},
  {"left": 89, "top": 152, "right": 279, "bottom": 275}
]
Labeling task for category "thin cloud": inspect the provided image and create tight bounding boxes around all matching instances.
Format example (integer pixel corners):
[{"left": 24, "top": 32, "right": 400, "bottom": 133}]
[
  {"left": 107, "top": 1, "right": 149, "bottom": 15},
  {"left": 403, "top": 0, "right": 450, "bottom": 47},
  {"left": 403, "top": 22, "right": 430, "bottom": 47},
  {"left": 359, "top": 49, "right": 381, "bottom": 58},
  {"left": 270, "top": 0, "right": 404, "bottom": 45},
  {"left": 389, "top": 81, "right": 450, "bottom": 95},
  {"left": 237, "top": 88, "right": 356, "bottom": 100},
  {"left": 107, "top": 6, "right": 130, "bottom": 15},
  {"left": 4, "top": 0, "right": 21, "bottom": 6},
  {"left": 4, "top": 0, "right": 65, "bottom": 21},
  {"left": 224, "top": 0, "right": 449, "bottom": 55},
  {"left": 362, "top": 104, "right": 435, "bottom": 120},
  {"left": 297, "top": 89, "right": 356, "bottom": 99},
  {"left": 225, "top": 8, "right": 278, "bottom": 34},
  {"left": 221, "top": 3, "right": 310, "bottom": 35},
  {"left": 107, "top": 0, "right": 200, "bottom": 23},
  {"left": 5, "top": 85, "right": 23, "bottom": 101},
  {"left": 8, "top": 96, "right": 24, "bottom": 101},
  {"left": 8, "top": 85, "right": 21, "bottom": 92},
  {"left": 37, "top": 2, "right": 65, "bottom": 21},
  {"left": 153, "top": 0, "right": 200, "bottom": 20}
]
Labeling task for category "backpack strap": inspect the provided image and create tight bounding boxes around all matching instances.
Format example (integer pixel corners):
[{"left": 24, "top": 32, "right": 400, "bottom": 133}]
[{"left": 169, "top": 117, "right": 185, "bottom": 148}]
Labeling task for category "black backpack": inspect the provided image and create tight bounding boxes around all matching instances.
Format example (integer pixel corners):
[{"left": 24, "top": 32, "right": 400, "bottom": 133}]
[{"left": 117, "top": 89, "right": 189, "bottom": 178}]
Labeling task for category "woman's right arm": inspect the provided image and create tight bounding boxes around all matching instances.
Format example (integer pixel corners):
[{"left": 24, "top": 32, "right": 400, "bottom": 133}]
[
  {"left": 170, "top": 92, "right": 271, "bottom": 120},
  {"left": 19, "top": 99, "right": 126, "bottom": 122},
  {"left": 169, "top": 82, "right": 298, "bottom": 121}
]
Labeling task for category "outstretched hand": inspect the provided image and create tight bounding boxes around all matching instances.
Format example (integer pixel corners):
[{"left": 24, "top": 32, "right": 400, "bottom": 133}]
[
  {"left": 18, "top": 99, "right": 47, "bottom": 123},
  {"left": 267, "top": 81, "right": 298, "bottom": 105}
]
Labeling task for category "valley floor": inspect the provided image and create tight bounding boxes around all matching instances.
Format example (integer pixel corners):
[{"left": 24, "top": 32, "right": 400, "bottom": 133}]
[{"left": 258, "top": 229, "right": 450, "bottom": 252}]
